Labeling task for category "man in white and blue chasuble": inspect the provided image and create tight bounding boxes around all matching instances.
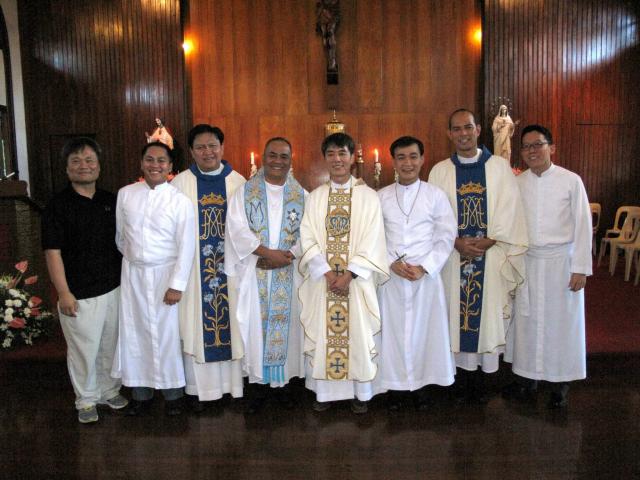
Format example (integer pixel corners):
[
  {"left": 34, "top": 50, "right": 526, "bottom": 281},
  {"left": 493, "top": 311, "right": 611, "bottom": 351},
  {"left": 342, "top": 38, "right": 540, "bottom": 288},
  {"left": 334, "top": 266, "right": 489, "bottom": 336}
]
[
  {"left": 224, "top": 137, "right": 306, "bottom": 414},
  {"left": 172, "top": 125, "right": 246, "bottom": 411},
  {"left": 429, "top": 109, "right": 528, "bottom": 404}
]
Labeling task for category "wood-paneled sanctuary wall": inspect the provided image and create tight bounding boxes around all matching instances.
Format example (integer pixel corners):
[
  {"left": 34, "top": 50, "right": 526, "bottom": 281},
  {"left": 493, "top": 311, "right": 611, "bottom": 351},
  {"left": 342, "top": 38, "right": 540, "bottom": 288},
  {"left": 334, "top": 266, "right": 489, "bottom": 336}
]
[
  {"left": 186, "top": 0, "right": 482, "bottom": 191},
  {"left": 18, "top": 0, "right": 187, "bottom": 203},
  {"left": 484, "top": 0, "right": 640, "bottom": 230}
]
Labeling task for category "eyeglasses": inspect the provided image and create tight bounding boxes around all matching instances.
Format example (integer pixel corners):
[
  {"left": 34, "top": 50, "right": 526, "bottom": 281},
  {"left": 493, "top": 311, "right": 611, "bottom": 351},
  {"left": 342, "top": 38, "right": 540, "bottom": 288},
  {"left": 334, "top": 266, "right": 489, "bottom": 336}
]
[{"left": 521, "top": 141, "right": 549, "bottom": 151}]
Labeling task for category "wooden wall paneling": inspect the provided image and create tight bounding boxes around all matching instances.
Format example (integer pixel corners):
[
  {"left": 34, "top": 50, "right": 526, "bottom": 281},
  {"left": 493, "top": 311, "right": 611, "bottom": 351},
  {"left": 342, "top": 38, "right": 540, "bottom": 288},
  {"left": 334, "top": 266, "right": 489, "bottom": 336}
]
[
  {"left": 354, "top": 0, "right": 382, "bottom": 111},
  {"left": 232, "top": 0, "right": 256, "bottom": 116},
  {"left": 484, "top": 0, "right": 640, "bottom": 231},
  {"left": 283, "top": 0, "right": 310, "bottom": 115},
  {"left": 334, "top": 0, "right": 357, "bottom": 112},
  {"left": 19, "top": 0, "right": 186, "bottom": 201},
  {"left": 186, "top": 0, "right": 481, "bottom": 190}
]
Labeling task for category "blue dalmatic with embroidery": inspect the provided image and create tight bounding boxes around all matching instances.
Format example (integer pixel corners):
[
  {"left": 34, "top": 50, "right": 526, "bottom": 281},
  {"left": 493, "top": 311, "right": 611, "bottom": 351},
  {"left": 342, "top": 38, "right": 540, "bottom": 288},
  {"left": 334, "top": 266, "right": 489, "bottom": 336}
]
[
  {"left": 192, "top": 162, "right": 233, "bottom": 362},
  {"left": 452, "top": 146, "right": 492, "bottom": 352},
  {"left": 244, "top": 170, "right": 304, "bottom": 384}
]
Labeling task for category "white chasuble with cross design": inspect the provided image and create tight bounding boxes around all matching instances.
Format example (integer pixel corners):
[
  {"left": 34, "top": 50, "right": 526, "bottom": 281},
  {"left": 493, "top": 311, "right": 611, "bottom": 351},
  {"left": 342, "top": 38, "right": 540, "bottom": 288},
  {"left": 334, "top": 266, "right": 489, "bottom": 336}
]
[{"left": 298, "top": 177, "right": 389, "bottom": 385}]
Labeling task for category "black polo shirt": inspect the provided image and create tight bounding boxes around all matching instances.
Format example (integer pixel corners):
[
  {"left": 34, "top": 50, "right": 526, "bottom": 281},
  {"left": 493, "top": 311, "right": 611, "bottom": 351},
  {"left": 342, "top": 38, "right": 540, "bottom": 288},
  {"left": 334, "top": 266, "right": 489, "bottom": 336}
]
[{"left": 41, "top": 184, "right": 122, "bottom": 300}]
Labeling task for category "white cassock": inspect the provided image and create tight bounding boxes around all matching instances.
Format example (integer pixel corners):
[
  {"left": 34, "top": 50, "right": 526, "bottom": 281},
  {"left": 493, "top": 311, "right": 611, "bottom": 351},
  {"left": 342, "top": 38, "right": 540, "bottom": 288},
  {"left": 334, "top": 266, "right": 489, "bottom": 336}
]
[
  {"left": 509, "top": 164, "right": 592, "bottom": 381},
  {"left": 299, "top": 178, "right": 389, "bottom": 402},
  {"left": 376, "top": 180, "right": 457, "bottom": 391},
  {"left": 171, "top": 166, "right": 246, "bottom": 400},
  {"left": 428, "top": 153, "right": 528, "bottom": 373},
  {"left": 224, "top": 181, "right": 307, "bottom": 387},
  {"left": 112, "top": 181, "right": 195, "bottom": 389}
]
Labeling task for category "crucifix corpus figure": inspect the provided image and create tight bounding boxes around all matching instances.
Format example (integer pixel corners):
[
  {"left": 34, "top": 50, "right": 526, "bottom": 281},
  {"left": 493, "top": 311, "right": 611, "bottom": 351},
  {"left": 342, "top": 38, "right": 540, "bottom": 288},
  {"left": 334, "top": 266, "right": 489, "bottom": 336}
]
[{"left": 316, "top": 0, "right": 340, "bottom": 84}]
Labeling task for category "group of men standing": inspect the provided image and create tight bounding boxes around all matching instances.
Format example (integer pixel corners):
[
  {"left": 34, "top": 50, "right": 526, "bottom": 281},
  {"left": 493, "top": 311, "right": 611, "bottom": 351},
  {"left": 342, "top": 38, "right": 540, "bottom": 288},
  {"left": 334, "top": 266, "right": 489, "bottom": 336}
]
[{"left": 42, "top": 108, "right": 592, "bottom": 424}]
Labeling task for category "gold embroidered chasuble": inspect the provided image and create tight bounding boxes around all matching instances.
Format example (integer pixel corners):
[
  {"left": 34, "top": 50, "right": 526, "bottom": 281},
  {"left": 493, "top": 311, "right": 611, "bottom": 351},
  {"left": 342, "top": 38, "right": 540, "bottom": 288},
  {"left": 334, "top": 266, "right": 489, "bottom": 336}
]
[
  {"left": 428, "top": 155, "right": 528, "bottom": 354},
  {"left": 299, "top": 178, "right": 389, "bottom": 382}
]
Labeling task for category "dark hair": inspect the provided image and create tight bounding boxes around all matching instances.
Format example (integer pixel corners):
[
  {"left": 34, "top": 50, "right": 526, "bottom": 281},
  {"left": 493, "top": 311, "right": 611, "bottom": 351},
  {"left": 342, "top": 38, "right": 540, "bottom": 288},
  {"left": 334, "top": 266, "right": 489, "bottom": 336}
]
[
  {"left": 521, "top": 124, "right": 553, "bottom": 144},
  {"left": 188, "top": 124, "right": 224, "bottom": 148},
  {"left": 321, "top": 132, "right": 355, "bottom": 155},
  {"left": 390, "top": 136, "right": 424, "bottom": 157},
  {"left": 448, "top": 108, "right": 478, "bottom": 129},
  {"left": 61, "top": 137, "right": 102, "bottom": 164},
  {"left": 264, "top": 136, "right": 292, "bottom": 153},
  {"left": 141, "top": 141, "right": 174, "bottom": 161}
]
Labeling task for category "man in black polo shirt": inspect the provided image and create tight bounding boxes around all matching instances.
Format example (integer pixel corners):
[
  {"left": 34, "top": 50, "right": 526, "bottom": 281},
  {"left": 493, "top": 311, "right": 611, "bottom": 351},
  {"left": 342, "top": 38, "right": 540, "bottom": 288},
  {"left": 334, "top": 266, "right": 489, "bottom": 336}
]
[{"left": 42, "top": 137, "right": 127, "bottom": 424}]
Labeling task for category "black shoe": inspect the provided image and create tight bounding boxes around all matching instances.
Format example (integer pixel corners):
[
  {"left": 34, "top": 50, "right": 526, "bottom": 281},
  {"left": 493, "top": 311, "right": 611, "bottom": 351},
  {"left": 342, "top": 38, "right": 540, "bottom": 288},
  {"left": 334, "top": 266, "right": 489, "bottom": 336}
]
[
  {"left": 547, "top": 391, "right": 568, "bottom": 409},
  {"left": 125, "top": 399, "right": 152, "bottom": 416},
  {"left": 165, "top": 398, "right": 183, "bottom": 416},
  {"left": 313, "top": 400, "right": 332, "bottom": 412},
  {"left": 350, "top": 399, "right": 368, "bottom": 414},
  {"left": 246, "top": 395, "right": 267, "bottom": 414},
  {"left": 186, "top": 394, "right": 206, "bottom": 413},
  {"left": 502, "top": 381, "right": 524, "bottom": 400},
  {"left": 413, "top": 391, "right": 434, "bottom": 412},
  {"left": 275, "top": 388, "right": 295, "bottom": 410},
  {"left": 386, "top": 392, "right": 403, "bottom": 412}
]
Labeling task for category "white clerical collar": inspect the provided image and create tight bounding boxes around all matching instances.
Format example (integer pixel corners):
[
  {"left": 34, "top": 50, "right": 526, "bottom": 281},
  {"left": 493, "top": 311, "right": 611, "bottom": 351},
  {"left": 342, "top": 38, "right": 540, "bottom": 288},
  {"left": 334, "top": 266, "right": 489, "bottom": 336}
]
[
  {"left": 145, "top": 181, "right": 169, "bottom": 190},
  {"left": 457, "top": 148, "right": 482, "bottom": 164},
  {"left": 330, "top": 177, "right": 352, "bottom": 190},
  {"left": 538, "top": 163, "right": 555, "bottom": 177},
  {"left": 198, "top": 163, "right": 224, "bottom": 176},
  {"left": 397, "top": 179, "right": 420, "bottom": 191},
  {"left": 265, "top": 181, "right": 285, "bottom": 191}
]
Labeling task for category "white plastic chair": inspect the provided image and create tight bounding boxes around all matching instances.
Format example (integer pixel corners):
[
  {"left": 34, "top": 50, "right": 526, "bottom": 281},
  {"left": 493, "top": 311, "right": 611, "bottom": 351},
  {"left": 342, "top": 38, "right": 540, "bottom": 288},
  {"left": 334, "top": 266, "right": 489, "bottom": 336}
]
[
  {"left": 608, "top": 212, "right": 640, "bottom": 277},
  {"left": 590, "top": 203, "right": 601, "bottom": 256},
  {"left": 598, "top": 206, "right": 640, "bottom": 266}
]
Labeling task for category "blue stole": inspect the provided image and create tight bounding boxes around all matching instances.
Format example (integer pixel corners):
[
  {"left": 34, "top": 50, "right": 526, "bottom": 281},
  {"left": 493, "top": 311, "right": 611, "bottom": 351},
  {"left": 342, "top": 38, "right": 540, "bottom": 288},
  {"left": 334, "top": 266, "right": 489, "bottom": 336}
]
[
  {"left": 452, "top": 146, "right": 492, "bottom": 352},
  {"left": 192, "top": 161, "right": 233, "bottom": 362},
  {"left": 244, "top": 170, "right": 304, "bottom": 384}
]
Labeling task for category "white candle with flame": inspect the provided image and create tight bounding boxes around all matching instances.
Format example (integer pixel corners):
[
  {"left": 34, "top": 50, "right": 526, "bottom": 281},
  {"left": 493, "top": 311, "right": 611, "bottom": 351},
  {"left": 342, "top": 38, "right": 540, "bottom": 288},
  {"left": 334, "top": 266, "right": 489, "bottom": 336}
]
[{"left": 250, "top": 151, "right": 255, "bottom": 165}]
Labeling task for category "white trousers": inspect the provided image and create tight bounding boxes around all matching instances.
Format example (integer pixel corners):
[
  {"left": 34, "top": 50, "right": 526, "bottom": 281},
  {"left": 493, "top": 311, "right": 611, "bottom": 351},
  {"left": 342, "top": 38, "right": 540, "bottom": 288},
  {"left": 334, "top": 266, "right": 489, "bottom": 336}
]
[
  {"left": 183, "top": 353, "right": 244, "bottom": 400},
  {"left": 58, "top": 287, "right": 121, "bottom": 409}
]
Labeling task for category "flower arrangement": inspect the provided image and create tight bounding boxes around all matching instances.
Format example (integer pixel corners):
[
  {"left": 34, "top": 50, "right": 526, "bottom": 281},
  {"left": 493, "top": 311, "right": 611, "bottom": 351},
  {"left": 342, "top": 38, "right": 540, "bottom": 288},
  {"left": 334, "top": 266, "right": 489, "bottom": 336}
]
[{"left": 1, "top": 260, "right": 54, "bottom": 349}]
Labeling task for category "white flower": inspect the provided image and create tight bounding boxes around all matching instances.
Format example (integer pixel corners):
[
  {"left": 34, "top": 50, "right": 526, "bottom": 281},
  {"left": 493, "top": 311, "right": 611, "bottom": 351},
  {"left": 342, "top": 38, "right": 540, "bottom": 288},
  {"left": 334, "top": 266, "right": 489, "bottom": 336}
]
[
  {"left": 4, "top": 300, "right": 12, "bottom": 307},
  {"left": 13, "top": 300, "right": 22, "bottom": 308},
  {"left": 0, "top": 323, "right": 7, "bottom": 330},
  {"left": 23, "top": 308, "right": 31, "bottom": 316},
  {"left": 8, "top": 289, "right": 20, "bottom": 298},
  {"left": 2, "top": 338, "right": 12, "bottom": 348},
  {"left": 5, "top": 308, "right": 14, "bottom": 315}
]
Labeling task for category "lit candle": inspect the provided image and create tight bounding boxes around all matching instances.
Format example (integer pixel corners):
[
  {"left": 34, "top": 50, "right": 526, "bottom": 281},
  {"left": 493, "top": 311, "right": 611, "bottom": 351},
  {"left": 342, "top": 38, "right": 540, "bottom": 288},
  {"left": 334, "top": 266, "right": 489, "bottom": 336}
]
[
  {"left": 250, "top": 151, "right": 255, "bottom": 165},
  {"left": 374, "top": 148, "right": 379, "bottom": 164}
]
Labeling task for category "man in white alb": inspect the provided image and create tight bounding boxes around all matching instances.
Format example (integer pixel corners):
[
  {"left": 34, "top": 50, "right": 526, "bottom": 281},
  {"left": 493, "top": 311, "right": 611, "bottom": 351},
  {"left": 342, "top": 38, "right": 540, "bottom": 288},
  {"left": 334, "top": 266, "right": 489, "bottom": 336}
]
[
  {"left": 112, "top": 142, "right": 195, "bottom": 416},
  {"left": 504, "top": 124, "right": 592, "bottom": 409},
  {"left": 377, "top": 136, "right": 457, "bottom": 411}
]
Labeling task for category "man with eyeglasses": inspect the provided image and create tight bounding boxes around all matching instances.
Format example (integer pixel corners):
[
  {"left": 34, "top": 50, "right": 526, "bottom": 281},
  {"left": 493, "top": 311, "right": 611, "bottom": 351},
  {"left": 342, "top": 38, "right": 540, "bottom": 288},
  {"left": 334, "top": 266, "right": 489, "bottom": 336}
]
[
  {"left": 171, "top": 124, "right": 246, "bottom": 412},
  {"left": 42, "top": 137, "right": 127, "bottom": 423},
  {"left": 428, "top": 109, "right": 528, "bottom": 405},
  {"left": 112, "top": 142, "right": 195, "bottom": 416},
  {"left": 504, "top": 124, "right": 592, "bottom": 409}
]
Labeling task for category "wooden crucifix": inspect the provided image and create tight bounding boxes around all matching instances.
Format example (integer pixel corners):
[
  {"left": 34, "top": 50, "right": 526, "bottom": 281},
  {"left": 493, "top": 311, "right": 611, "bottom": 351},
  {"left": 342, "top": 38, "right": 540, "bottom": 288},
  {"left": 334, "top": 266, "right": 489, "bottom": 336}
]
[{"left": 316, "top": 0, "right": 340, "bottom": 84}]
